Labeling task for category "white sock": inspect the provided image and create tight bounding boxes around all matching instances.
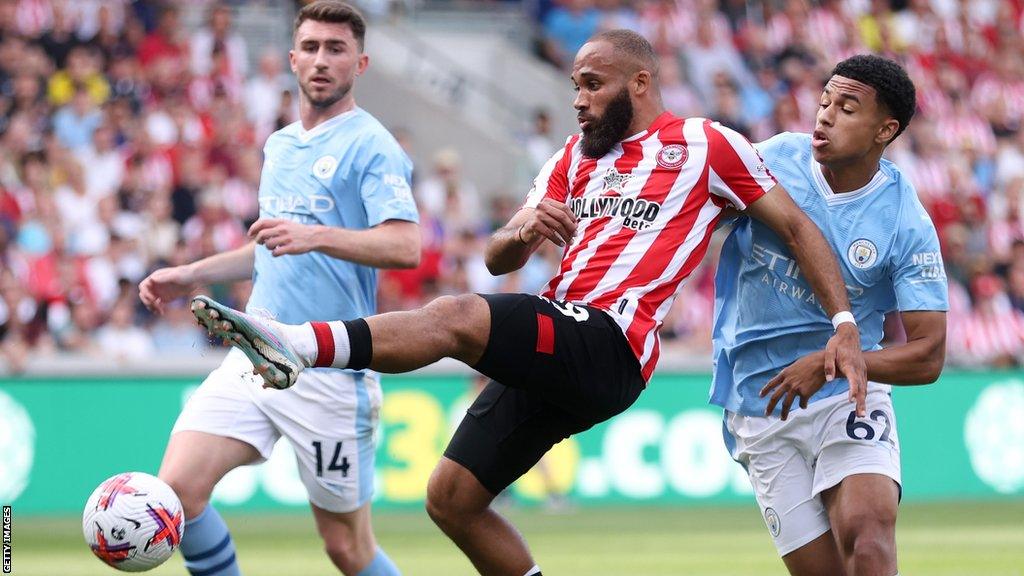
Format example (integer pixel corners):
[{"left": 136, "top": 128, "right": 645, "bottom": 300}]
[
  {"left": 523, "top": 566, "right": 541, "bottom": 576},
  {"left": 273, "top": 321, "right": 319, "bottom": 366}
]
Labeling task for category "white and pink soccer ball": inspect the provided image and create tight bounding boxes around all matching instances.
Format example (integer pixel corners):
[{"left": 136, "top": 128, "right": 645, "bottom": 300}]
[{"left": 82, "top": 472, "right": 184, "bottom": 572}]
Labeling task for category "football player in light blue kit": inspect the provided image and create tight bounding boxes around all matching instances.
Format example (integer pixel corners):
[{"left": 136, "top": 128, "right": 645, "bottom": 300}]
[
  {"left": 138, "top": 3, "right": 418, "bottom": 575},
  {"left": 711, "top": 55, "right": 947, "bottom": 576}
]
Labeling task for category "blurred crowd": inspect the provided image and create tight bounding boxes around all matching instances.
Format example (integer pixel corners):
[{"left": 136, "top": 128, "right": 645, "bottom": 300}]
[
  {"left": 0, "top": 1, "right": 284, "bottom": 370},
  {"left": 2, "top": 0, "right": 1024, "bottom": 373}
]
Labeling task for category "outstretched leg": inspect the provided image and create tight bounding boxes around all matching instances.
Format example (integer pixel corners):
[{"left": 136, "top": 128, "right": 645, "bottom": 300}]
[
  {"left": 191, "top": 294, "right": 491, "bottom": 388},
  {"left": 361, "top": 294, "right": 491, "bottom": 371}
]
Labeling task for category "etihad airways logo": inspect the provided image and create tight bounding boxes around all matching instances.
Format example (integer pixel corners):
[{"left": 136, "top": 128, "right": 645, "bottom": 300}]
[
  {"left": 753, "top": 242, "right": 865, "bottom": 302},
  {"left": 567, "top": 168, "right": 662, "bottom": 231},
  {"left": 259, "top": 194, "right": 336, "bottom": 214}
]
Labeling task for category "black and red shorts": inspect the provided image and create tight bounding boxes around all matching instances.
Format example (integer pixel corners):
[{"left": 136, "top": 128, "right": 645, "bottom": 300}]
[{"left": 444, "top": 293, "right": 645, "bottom": 495}]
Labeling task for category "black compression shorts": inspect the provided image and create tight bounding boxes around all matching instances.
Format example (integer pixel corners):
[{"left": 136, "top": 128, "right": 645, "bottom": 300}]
[{"left": 443, "top": 293, "right": 646, "bottom": 495}]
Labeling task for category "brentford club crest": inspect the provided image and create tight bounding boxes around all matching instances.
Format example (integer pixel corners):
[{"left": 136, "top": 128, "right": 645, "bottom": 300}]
[{"left": 656, "top": 144, "right": 687, "bottom": 169}]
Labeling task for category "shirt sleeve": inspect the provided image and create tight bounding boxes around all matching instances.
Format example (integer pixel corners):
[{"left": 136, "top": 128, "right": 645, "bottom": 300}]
[
  {"left": 524, "top": 135, "right": 577, "bottom": 208},
  {"left": 359, "top": 139, "right": 419, "bottom": 227},
  {"left": 704, "top": 121, "right": 777, "bottom": 209},
  {"left": 752, "top": 132, "right": 792, "bottom": 158},
  {"left": 891, "top": 196, "right": 949, "bottom": 312}
]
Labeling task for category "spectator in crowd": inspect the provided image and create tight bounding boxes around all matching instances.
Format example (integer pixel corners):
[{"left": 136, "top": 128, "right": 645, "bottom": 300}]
[
  {"left": 190, "top": 2, "right": 248, "bottom": 80},
  {"left": 415, "top": 148, "right": 483, "bottom": 234},
  {"left": 949, "top": 274, "right": 1024, "bottom": 367},
  {"left": 137, "top": 4, "right": 184, "bottom": 68},
  {"left": 150, "top": 298, "right": 209, "bottom": 356},
  {"left": 541, "top": 0, "right": 602, "bottom": 70},
  {"left": 524, "top": 108, "right": 557, "bottom": 175},
  {"left": 51, "top": 85, "right": 102, "bottom": 151},
  {"left": 75, "top": 124, "right": 124, "bottom": 198},
  {"left": 82, "top": 3, "right": 133, "bottom": 63},
  {"left": 0, "top": 269, "right": 33, "bottom": 372},
  {"left": 683, "top": 10, "right": 754, "bottom": 106},
  {"left": 658, "top": 54, "right": 703, "bottom": 119},
  {"left": 95, "top": 296, "right": 154, "bottom": 361},
  {"left": 36, "top": 2, "right": 77, "bottom": 68},
  {"left": 245, "top": 48, "right": 291, "bottom": 143}
]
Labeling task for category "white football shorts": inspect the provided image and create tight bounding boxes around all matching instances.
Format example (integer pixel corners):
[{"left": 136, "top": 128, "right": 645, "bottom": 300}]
[
  {"left": 725, "top": 385, "right": 901, "bottom": 556},
  {"left": 173, "top": 349, "right": 383, "bottom": 513}
]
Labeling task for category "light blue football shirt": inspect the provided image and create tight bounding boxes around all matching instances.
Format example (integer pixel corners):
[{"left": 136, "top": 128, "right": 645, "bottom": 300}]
[
  {"left": 709, "top": 132, "right": 948, "bottom": 416},
  {"left": 246, "top": 108, "right": 417, "bottom": 325}
]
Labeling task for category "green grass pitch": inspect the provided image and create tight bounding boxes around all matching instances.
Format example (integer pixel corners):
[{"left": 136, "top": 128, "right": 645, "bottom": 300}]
[{"left": 11, "top": 501, "right": 1023, "bottom": 575}]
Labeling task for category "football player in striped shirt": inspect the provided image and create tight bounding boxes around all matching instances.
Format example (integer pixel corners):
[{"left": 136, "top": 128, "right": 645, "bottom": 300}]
[{"left": 191, "top": 30, "right": 866, "bottom": 576}]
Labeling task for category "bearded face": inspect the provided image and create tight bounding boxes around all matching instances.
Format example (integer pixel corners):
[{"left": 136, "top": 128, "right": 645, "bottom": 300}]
[{"left": 579, "top": 87, "right": 635, "bottom": 159}]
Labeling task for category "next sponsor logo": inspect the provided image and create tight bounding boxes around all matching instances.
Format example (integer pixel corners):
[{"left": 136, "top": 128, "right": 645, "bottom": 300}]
[{"left": 911, "top": 251, "right": 946, "bottom": 282}]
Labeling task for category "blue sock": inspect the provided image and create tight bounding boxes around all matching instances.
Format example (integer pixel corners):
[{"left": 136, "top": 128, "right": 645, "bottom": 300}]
[
  {"left": 180, "top": 505, "right": 241, "bottom": 576},
  {"left": 356, "top": 547, "right": 400, "bottom": 576}
]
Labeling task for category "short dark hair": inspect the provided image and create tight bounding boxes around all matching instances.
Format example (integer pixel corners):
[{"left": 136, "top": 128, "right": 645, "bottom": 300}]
[
  {"left": 294, "top": 1, "right": 366, "bottom": 51},
  {"left": 588, "top": 29, "right": 659, "bottom": 80},
  {"left": 830, "top": 54, "right": 916, "bottom": 143}
]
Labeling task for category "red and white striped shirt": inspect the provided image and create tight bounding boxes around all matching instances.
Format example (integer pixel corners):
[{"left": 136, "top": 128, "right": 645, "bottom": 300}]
[{"left": 526, "top": 113, "right": 776, "bottom": 380}]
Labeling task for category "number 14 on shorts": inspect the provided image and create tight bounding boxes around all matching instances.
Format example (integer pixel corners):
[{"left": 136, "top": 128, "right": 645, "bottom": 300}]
[{"left": 312, "top": 440, "right": 350, "bottom": 477}]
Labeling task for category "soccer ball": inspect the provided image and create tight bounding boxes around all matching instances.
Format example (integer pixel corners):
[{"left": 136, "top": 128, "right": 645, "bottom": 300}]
[{"left": 82, "top": 472, "right": 184, "bottom": 572}]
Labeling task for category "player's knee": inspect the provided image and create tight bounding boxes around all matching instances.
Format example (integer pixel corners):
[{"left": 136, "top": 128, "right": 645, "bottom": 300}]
[
  {"left": 322, "top": 537, "right": 364, "bottom": 575},
  {"left": 836, "top": 509, "right": 896, "bottom": 563},
  {"left": 423, "top": 295, "right": 487, "bottom": 353},
  {"left": 424, "top": 473, "right": 455, "bottom": 527},
  {"left": 425, "top": 469, "right": 478, "bottom": 529},
  {"left": 849, "top": 529, "right": 895, "bottom": 568},
  {"left": 160, "top": 475, "right": 208, "bottom": 520}
]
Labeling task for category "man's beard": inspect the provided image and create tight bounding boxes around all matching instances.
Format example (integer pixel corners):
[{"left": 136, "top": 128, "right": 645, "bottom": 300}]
[
  {"left": 301, "top": 78, "right": 352, "bottom": 110},
  {"left": 581, "top": 88, "right": 634, "bottom": 158}
]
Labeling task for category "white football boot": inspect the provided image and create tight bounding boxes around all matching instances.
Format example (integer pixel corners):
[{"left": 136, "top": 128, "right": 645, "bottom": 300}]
[{"left": 191, "top": 295, "right": 305, "bottom": 389}]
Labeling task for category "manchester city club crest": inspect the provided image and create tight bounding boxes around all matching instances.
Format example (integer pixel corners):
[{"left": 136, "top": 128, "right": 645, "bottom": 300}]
[
  {"left": 656, "top": 144, "right": 687, "bottom": 169},
  {"left": 764, "top": 507, "right": 781, "bottom": 537},
  {"left": 313, "top": 155, "right": 339, "bottom": 180},
  {"left": 848, "top": 238, "right": 878, "bottom": 269}
]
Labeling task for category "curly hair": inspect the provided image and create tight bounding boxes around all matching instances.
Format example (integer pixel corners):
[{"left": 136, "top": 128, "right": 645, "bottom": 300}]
[{"left": 830, "top": 55, "right": 916, "bottom": 143}]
